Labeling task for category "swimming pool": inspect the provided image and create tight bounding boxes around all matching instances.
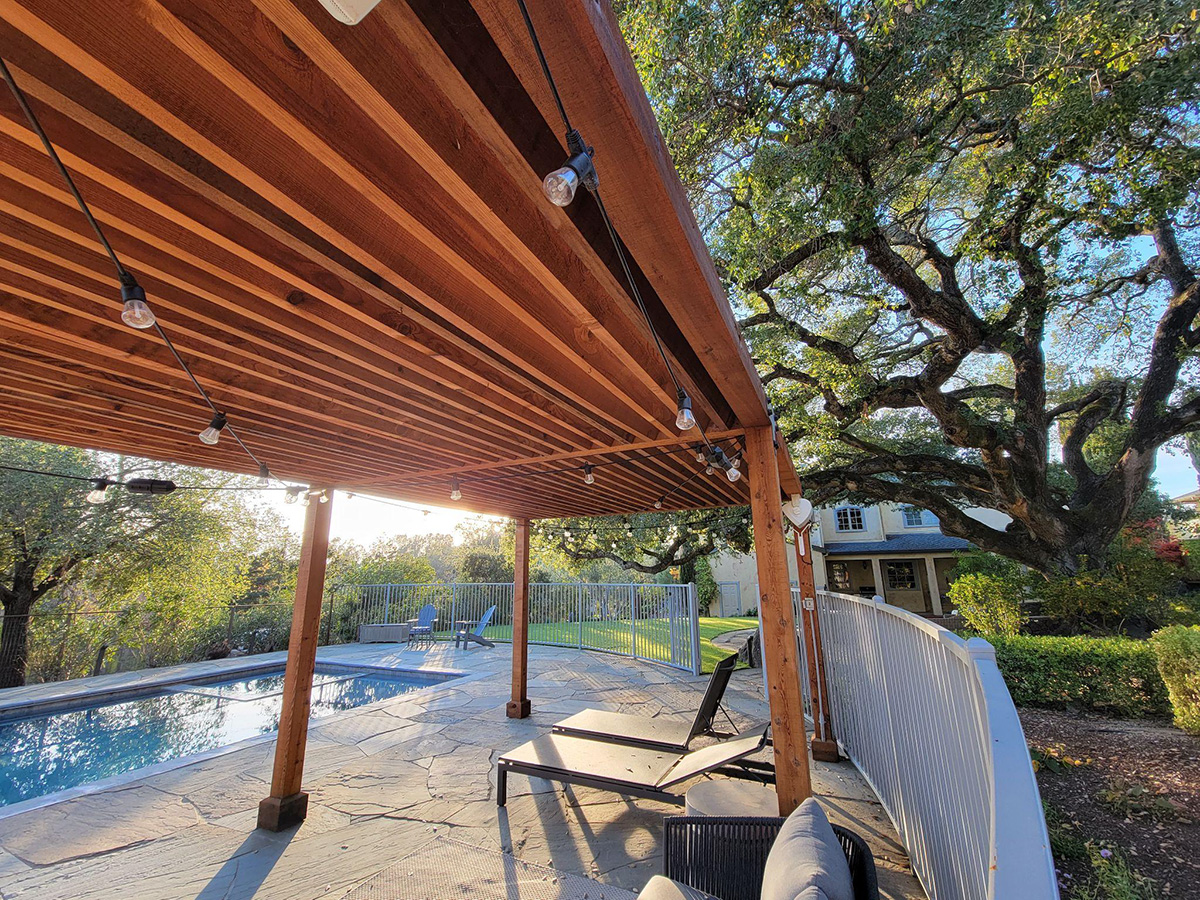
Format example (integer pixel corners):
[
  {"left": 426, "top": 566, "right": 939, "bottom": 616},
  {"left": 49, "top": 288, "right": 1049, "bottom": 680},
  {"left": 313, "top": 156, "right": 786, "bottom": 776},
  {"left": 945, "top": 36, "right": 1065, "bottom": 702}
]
[{"left": 0, "top": 664, "right": 455, "bottom": 809}]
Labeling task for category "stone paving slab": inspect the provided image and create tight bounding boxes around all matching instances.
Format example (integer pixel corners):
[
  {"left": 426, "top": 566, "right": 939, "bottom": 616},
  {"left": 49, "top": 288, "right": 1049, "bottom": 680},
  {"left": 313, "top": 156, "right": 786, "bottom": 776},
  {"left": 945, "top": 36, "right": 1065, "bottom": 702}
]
[{"left": 0, "top": 641, "right": 924, "bottom": 900}]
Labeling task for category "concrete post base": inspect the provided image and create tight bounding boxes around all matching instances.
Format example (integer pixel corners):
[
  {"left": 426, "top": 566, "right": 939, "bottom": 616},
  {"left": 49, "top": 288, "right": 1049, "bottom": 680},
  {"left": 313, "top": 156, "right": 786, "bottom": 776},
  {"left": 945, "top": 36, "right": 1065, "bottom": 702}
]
[{"left": 257, "top": 791, "right": 308, "bottom": 831}]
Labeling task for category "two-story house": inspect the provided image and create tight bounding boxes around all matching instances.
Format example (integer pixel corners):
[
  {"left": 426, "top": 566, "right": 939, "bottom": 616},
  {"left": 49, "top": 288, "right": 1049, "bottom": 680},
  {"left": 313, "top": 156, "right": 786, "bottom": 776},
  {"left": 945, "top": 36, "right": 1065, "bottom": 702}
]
[{"left": 707, "top": 502, "right": 1012, "bottom": 617}]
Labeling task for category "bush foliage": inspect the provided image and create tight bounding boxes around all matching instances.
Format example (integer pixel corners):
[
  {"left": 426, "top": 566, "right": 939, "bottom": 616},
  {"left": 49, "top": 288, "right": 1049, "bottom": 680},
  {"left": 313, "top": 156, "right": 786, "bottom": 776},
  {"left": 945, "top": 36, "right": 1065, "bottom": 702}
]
[
  {"left": 1150, "top": 625, "right": 1200, "bottom": 735},
  {"left": 947, "top": 573, "right": 1024, "bottom": 636},
  {"left": 987, "top": 634, "right": 1169, "bottom": 719}
]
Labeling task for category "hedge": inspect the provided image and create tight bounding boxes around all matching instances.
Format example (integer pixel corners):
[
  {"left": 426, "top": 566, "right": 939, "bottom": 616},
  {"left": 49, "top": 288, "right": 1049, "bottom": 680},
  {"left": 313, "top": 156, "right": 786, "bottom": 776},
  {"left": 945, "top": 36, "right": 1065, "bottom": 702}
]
[
  {"left": 1150, "top": 626, "right": 1200, "bottom": 734},
  {"left": 986, "top": 634, "right": 1170, "bottom": 719}
]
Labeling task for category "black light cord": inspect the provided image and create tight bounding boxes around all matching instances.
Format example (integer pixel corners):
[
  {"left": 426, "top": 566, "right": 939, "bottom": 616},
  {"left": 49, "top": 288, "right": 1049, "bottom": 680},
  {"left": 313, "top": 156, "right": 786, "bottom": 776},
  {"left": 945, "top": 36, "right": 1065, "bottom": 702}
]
[
  {"left": 513, "top": 0, "right": 573, "bottom": 132},
  {"left": 1, "top": 56, "right": 267, "bottom": 478},
  {"left": 0, "top": 57, "right": 130, "bottom": 281},
  {"left": 510, "top": 1, "right": 711, "bottom": 455}
]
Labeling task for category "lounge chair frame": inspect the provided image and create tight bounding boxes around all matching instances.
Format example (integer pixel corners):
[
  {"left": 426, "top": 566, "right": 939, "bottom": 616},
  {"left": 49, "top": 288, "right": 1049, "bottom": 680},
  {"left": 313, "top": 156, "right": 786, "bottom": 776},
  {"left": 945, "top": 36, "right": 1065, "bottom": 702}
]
[
  {"left": 551, "top": 652, "right": 739, "bottom": 752},
  {"left": 496, "top": 725, "right": 769, "bottom": 808}
]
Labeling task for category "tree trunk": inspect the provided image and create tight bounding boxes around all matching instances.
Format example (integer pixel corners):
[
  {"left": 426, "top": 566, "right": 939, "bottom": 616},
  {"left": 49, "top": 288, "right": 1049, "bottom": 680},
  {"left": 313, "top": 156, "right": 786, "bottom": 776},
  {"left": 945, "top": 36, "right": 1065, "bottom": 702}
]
[{"left": 0, "top": 592, "right": 34, "bottom": 689}]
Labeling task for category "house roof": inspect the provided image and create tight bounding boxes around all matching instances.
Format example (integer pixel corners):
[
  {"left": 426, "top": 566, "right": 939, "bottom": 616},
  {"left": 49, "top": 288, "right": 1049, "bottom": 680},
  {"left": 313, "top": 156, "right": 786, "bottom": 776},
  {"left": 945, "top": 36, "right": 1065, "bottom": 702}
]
[
  {"left": 1172, "top": 490, "right": 1200, "bottom": 503},
  {"left": 0, "top": 0, "right": 802, "bottom": 519},
  {"left": 821, "top": 533, "right": 972, "bottom": 556}
]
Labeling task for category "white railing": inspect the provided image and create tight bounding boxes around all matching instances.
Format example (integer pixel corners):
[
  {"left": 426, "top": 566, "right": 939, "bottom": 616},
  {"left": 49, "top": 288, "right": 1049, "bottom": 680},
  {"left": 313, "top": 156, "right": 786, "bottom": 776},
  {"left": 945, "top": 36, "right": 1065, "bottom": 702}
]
[
  {"left": 811, "top": 590, "right": 1057, "bottom": 900},
  {"left": 325, "top": 582, "right": 701, "bottom": 674}
]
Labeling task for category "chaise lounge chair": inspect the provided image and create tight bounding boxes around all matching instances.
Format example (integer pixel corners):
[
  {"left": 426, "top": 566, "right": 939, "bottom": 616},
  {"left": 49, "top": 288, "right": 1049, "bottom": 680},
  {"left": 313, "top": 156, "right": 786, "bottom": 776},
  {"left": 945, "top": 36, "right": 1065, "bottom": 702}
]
[
  {"left": 551, "top": 652, "right": 739, "bottom": 752},
  {"left": 496, "top": 723, "right": 769, "bottom": 807},
  {"left": 455, "top": 605, "right": 497, "bottom": 649}
]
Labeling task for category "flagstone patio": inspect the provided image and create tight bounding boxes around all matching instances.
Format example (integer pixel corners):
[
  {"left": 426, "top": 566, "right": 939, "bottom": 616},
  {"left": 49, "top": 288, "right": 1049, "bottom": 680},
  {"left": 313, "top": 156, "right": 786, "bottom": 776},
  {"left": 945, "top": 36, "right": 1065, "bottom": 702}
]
[{"left": 0, "top": 643, "right": 924, "bottom": 900}]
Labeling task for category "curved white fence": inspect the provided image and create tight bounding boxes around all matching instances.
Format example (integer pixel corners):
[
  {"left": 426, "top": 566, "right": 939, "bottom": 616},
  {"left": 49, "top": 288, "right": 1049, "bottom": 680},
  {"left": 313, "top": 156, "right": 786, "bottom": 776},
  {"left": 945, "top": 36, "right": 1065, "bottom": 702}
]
[{"left": 812, "top": 590, "right": 1057, "bottom": 900}]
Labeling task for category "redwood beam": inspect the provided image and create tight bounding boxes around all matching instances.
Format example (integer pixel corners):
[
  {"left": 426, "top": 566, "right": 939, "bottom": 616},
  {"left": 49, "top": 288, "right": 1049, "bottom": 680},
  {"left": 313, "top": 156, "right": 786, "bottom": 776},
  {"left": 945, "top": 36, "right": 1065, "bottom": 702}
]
[
  {"left": 793, "top": 530, "right": 838, "bottom": 762},
  {"left": 258, "top": 487, "right": 334, "bottom": 832},
  {"left": 746, "top": 426, "right": 812, "bottom": 814},
  {"left": 507, "top": 517, "right": 531, "bottom": 719}
]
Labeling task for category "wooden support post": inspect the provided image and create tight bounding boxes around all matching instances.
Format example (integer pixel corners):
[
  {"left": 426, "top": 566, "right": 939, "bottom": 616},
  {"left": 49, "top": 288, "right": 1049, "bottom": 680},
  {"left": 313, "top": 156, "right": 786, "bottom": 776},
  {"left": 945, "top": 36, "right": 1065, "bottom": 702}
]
[
  {"left": 507, "top": 518, "right": 531, "bottom": 719},
  {"left": 258, "top": 488, "right": 333, "bottom": 832},
  {"left": 746, "top": 426, "right": 812, "bottom": 815},
  {"left": 793, "top": 531, "right": 838, "bottom": 762}
]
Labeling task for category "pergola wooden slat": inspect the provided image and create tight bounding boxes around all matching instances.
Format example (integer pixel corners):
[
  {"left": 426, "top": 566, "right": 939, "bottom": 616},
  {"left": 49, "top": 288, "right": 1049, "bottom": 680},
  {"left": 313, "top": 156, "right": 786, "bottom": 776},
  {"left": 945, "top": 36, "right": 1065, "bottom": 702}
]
[{"left": 0, "top": 0, "right": 810, "bottom": 823}]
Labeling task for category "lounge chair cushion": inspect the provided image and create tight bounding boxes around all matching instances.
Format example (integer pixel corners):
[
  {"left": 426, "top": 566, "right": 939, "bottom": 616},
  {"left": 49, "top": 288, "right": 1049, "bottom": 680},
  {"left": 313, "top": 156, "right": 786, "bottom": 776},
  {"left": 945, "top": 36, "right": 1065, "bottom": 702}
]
[
  {"left": 636, "top": 875, "right": 720, "bottom": 900},
  {"left": 761, "top": 798, "right": 854, "bottom": 900}
]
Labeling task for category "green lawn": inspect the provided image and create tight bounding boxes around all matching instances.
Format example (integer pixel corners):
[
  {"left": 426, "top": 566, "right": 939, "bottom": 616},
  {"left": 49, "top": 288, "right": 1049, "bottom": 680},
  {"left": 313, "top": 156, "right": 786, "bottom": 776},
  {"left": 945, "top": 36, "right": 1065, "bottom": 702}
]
[{"left": 444, "top": 615, "right": 757, "bottom": 673}]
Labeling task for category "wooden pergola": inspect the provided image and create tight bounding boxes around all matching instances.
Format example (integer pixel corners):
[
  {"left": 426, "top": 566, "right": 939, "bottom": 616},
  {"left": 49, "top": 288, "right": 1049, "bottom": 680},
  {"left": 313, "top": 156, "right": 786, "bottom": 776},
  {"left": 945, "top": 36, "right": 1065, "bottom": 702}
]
[{"left": 0, "top": 0, "right": 812, "bottom": 827}]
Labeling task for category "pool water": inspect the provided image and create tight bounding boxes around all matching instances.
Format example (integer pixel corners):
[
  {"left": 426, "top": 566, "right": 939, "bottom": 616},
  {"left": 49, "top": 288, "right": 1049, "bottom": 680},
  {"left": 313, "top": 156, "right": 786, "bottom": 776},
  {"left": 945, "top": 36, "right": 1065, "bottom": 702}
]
[{"left": 0, "top": 665, "right": 451, "bottom": 809}]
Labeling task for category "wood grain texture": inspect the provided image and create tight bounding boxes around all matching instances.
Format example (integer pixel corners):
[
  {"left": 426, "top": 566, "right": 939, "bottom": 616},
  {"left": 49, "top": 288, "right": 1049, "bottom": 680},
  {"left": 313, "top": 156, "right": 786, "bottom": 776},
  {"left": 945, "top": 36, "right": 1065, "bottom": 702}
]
[
  {"left": 747, "top": 426, "right": 811, "bottom": 815},
  {"left": 0, "top": 0, "right": 782, "bottom": 519},
  {"left": 269, "top": 485, "right": 334, "bottom": 799},
  {"left": 508, "top": 518, "right": 531, "bottom": 718}
]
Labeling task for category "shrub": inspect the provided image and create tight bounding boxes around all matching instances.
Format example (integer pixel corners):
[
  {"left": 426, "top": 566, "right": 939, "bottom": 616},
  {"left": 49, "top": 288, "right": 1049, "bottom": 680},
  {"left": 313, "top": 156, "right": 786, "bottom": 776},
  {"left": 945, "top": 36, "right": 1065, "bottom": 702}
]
[
  {"left": 1150, "top": 625, "right": 1200, "bottom": 734},
  {"left": 986, "top": 634, "right": 1169, "bottom": 718},
  {"left": 947, "top": 573, "right": 1023, "bottom": 636}
]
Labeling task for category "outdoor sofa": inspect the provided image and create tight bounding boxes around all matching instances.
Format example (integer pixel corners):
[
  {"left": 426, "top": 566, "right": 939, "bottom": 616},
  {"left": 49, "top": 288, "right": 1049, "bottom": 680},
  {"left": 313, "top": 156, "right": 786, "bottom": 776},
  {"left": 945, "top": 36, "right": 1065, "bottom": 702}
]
[{"left": 639, "top": 798, "right": 879, "bottom": 900}]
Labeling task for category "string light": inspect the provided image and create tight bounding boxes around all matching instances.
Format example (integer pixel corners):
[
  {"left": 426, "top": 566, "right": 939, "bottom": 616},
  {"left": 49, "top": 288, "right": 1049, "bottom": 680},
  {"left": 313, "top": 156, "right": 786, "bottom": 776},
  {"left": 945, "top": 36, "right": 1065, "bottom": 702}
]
[
  {"left": 1, "top": 56, "right": 270, "bottom": 479},
  {"left": 542, "top": 130, "right": 597, "bottom": 206},
  {"left": 198, "top": 412, "right": 228, "bottom": 445},
  {"left": 450, "top": 477, "right": 462, "bottom": 501},
  {"left": 317, "top": 489, "right": 329, "bottom": 504},
  {"left": 582, "top": 463, "right": 595, "bottom": 485},
  {"left": 284, "top": 486, "right": 300, "bottom": 504},
  {"left": 85, "top": 478, "right": 110, "bottom": 504},
  {"left": 257, "top": 464, "right": 271, "bottom": 487},
  {"left": 675, "top": 391, "right": 697, "bottom": 431},
  {"left": 119, "top": 277, "right": 156, "bottom": 330}
]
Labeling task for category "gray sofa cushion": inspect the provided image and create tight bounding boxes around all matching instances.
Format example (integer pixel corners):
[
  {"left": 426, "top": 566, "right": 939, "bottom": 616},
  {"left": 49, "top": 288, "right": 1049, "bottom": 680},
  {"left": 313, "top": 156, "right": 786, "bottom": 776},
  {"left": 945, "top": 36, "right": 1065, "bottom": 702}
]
[
  {"left": 637, "top": 875, "right": 721, "bottom": 900},
  {"left": 760, "top": 798, "right": 854, "bottom": 900}
]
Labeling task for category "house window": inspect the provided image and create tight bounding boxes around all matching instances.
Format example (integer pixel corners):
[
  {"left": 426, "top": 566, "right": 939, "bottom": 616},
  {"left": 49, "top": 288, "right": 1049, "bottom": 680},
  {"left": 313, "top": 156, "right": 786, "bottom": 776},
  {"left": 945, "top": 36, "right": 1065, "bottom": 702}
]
[
  {"left": 886, "top": 561, "right": 918, "bottom": 590},
  {"left": 835, "top": 506, "right": 865, "bottom": 532},
  {"left": 829, "top": 562, "right": 852, "bottom": 591},
  {"left": 901, "top": 506, "right": 932, "bottom": 527}
]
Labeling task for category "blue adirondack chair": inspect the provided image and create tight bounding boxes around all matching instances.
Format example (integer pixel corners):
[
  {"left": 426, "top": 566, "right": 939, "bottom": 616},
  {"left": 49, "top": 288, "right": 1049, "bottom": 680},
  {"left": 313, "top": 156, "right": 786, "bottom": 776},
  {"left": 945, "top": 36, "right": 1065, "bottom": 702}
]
[
  {"left": 408, "top": 603, "right": 438, "bottom": 647},
  {"left": 455, "top": 605, "right": 497, "bottom": 649}
]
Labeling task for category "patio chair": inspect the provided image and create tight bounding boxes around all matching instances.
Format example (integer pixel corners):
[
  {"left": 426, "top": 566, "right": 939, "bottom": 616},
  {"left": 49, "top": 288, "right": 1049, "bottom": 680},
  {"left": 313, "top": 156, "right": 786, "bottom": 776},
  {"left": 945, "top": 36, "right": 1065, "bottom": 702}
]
[
  {"left": 455, "top": 605, "right": 497, "bottom": 649},
  {"left": 496, "top": 724, "right": 769, "bottom": 807},
  {"left": 408, "top": 604, "right": 438, "bottom": 647},
  {"left": 551, "top": 652, "right": 738, "bottom": 752},
  {"left": 646, "top": 800, "right": 879, "bottom": 900}
]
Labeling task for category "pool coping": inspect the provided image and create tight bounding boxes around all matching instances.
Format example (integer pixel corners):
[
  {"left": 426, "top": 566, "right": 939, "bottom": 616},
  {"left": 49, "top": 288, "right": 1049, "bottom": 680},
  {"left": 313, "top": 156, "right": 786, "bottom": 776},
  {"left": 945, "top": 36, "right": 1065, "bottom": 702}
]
[{"left": 0, "top": 651, "right": 488, "bottom": 821}]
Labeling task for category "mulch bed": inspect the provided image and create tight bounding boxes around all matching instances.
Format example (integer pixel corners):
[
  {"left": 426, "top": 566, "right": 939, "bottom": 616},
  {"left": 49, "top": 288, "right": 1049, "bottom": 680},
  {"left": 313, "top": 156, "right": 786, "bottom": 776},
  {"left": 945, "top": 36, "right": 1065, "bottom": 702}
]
[{"left": 1020, "top": 708, "right": 1200, "bottom": 898}]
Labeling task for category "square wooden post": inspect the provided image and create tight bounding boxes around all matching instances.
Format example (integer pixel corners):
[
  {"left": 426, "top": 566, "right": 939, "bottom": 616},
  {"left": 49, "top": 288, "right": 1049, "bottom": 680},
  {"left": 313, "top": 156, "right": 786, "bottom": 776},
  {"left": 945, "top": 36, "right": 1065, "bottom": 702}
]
[
  {"left": 258, "top": 488, "right": 333, "bottom": 831},
  {"left": 794, "top": 531, "right": 838, "bottom": 762},
  {"left": 746, "top": 426, "right": 812, "bottom": 815},
  {"left": 507, "top": 518, "right": 531, "bottom": 718}
]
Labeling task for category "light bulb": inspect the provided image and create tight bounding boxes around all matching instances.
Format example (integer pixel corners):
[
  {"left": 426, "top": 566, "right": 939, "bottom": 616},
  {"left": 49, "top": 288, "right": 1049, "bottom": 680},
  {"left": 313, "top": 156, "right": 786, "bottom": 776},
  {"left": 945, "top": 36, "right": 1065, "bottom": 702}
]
[
  {"left": 86, "top": 480, "right": 109, "bottom": 504},
  {"left": 119, "top": 280, "right": 156, "bottom": 329},
  {"left": 198, "top": 412, "right": 227, "bottom": 445},
  {"left": 257, "top": 464, "right": 270, "bottom": 487},
  {"left": 706, "top": 464, "right": 715, "bottom": 475},
  {"left": 450, "top": 478, "right": 462, "bottom": 501},
  {"left": 726, "top": 466, "right": 742, "bottom": 483},
  {"left": 695, "top": 447, "right": 706, "bottom": 464},
  {"left": 543, "top": 166, "right": 580, "bottom": 206},
  {"left": 730, "top": 456, "right": 741, "bottom": 469},
  {"left": 300, "top": 492, "right": 310, "bottom": 507},
  {"left": 675, "top": 393, "right": 696, "bottom": 431},
  {"left": 583, "top": 464, "right": 595, "bottom": 485},
  {"left": 284, "top": 488, "right": 297, "bottom": 505},
  {"left": 121, "top": 298, "right": 156, "bottom": 330},
  {"left": 318, "top": 490, "right": 329, "bottom": 503},
  {"left": 654, "top": 499, "right": 663, "bottom": 509}
]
